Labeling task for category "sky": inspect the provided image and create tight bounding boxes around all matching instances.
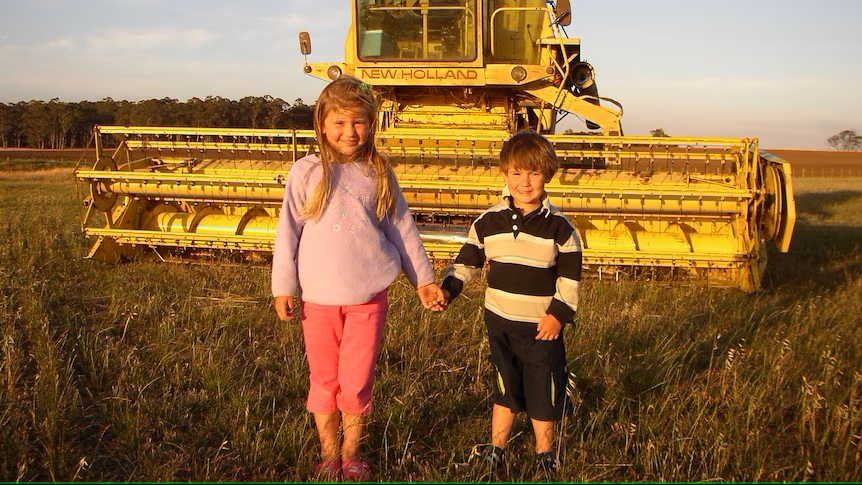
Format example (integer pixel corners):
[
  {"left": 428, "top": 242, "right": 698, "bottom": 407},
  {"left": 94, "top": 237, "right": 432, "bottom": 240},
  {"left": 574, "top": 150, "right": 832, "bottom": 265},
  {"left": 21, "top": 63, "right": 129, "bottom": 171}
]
[{"left": 1, "top": 0, "right": 860, "bottom": 149}]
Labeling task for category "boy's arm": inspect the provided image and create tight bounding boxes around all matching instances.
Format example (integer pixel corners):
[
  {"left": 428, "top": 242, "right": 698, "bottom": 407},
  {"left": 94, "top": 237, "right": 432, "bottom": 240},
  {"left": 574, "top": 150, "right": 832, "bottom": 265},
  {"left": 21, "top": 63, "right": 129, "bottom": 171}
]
[
  {"left": 440, "top": 222, "right": 485, "bottom": 302},
  {"left": 536, "top": 313, "right": 563, "bottom": 340},
  {"left": 546, "top": 220, "right": 583, "bottom": 325}
]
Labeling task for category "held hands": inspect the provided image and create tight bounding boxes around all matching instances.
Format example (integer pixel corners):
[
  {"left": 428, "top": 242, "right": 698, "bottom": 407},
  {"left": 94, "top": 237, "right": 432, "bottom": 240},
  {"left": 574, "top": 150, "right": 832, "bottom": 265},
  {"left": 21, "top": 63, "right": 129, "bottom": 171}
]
[
  {"left": 417, "top": 282, "right": 447, "bottom": 311},
  {"left": 277, "top": 285, "right": 446, "bottom": 319},
  {"left": 536, "top": 313, "right": 562, "bottom": 340},
  {"left": 274, "top": 295, "right": 297, "bottom": 321}
]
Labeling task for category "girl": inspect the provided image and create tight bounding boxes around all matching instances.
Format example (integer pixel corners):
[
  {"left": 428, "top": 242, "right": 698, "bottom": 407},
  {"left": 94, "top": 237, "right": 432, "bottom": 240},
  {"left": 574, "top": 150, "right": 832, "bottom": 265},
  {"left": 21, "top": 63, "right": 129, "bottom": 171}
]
[{"left": 271, "top": 74, "right": 445, "bottom": 481}]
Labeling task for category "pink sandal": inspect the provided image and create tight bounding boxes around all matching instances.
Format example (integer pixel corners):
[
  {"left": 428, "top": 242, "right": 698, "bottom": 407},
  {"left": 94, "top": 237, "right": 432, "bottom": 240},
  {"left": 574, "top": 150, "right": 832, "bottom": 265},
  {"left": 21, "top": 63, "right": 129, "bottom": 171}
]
[
  {"left": 341, "top": 458, "right": 370, "bottom": 481},
  {"left": 314, "top": 458, "right": 342, "bottom": 480}
]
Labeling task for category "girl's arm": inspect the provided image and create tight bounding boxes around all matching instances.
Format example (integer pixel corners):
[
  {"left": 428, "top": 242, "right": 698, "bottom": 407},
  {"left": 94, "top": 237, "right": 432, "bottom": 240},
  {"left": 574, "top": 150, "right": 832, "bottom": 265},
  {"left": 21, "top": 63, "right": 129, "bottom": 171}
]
[
  {"left": 379, "top": 181, "right": 436, "bottom": 289},
  {"left": 417, "top": 282, "right": 446, "bottom": 311},
  {"left": 380, "top": 182, "right": 447, "bottom": 310},
  {"left": 271, "top": 161, "right": 309, "bottom": 306},
  {"left": 274, "top": 295, "right": 296, "bottom": 320}
]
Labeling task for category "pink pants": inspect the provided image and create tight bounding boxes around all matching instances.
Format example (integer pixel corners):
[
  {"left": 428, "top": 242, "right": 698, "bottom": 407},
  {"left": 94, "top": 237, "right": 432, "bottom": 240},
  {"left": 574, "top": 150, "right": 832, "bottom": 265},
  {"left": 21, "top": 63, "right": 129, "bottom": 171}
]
[{"left": 300, "top": 290, "right": 388, "bottom": 415}]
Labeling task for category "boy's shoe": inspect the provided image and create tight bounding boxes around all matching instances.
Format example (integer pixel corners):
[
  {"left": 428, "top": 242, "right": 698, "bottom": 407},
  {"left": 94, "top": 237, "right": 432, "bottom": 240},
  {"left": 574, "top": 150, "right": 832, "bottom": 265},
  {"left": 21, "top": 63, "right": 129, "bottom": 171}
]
[
  {"left": 341, "top": 458, "right": 371, "bottom": 481},
  {"left": 470, "top": 443, "right": 506, "bottom": 469},
  {"left": 535, "top": 450, "right": 559, "bottom": 477},
  {"left": 314, "top": 458, "right": 342, "bottom": 481}
]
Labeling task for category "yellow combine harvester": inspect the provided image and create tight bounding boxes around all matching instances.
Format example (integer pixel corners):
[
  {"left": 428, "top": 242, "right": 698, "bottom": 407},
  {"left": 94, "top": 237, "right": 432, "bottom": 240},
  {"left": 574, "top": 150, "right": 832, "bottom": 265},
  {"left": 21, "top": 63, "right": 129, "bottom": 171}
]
[{"left": 75, "top": 0, "right": 795, "bottom": 291}]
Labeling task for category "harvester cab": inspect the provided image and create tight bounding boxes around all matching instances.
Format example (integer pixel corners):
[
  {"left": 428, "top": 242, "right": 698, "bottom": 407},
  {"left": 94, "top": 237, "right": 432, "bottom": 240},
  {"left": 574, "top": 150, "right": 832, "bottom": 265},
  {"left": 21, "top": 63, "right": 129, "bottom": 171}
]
[
  {"left": 301, "top": 0, "right": 620, "bottom": 136},
  {"left": 75, "top": 0, "right": 796, "bottom": 291}
]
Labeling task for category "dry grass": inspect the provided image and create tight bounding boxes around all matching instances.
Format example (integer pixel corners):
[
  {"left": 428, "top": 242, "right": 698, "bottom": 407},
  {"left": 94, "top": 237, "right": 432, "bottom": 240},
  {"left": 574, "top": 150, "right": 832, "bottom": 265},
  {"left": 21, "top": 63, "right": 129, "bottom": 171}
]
[{"left": 1, "top": 170, "right": 860, "bottom": 481}]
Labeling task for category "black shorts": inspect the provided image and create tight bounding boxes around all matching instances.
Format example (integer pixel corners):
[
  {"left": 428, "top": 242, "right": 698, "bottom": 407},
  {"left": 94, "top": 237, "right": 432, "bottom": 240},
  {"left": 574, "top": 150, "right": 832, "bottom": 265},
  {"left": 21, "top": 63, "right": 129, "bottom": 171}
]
[{"left": 485, "top": 310, "right": 568, "bottom": 421}]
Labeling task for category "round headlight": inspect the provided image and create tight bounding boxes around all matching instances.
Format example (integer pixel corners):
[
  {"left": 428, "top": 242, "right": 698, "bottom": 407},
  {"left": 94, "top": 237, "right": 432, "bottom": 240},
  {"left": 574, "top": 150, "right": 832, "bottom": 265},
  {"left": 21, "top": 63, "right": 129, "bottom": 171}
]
[
  {"left": 572, "top": 62, "right": 595, "bottom": 89},
  {"left": 327, "top": 65, "right": 343, "bottom": 80},
  {"left": 511, "top": 66, "right": 527, "bottom": 82}
]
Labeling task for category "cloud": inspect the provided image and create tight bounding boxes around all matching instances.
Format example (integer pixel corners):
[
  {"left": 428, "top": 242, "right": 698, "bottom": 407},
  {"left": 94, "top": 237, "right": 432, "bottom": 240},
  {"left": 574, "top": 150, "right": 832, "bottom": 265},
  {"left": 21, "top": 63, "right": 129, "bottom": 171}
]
[
  {"left": 47, "top": 37, "right": 76, "bottom": 50},
  {"left": 84, "top": 28, "right": 215, "bottom": 54},
  {"left": 273, "top": 13, "right": 317, "bottom": 29},
  {"left": 285, "top": 11, "right": 346, "bottom": 29}
]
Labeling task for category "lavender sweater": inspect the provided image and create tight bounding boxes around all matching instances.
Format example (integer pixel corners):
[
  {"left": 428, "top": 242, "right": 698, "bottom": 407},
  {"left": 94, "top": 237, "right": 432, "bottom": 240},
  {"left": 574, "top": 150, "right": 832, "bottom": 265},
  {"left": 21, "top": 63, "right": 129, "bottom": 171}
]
[{"left": 271, "top": 154, "right": 435, "bottom": 305}]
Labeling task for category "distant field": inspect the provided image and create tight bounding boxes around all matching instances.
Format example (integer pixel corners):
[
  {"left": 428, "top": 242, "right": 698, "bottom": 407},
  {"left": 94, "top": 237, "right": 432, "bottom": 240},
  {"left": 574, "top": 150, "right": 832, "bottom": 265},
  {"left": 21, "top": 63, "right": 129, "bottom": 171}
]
[
  {"left": 0, "top": 149, "right": 92, "bottom": 167},
  {"left": 0, "top": 148, "right": 92, "bottom": 161},
  {"left": 768, "top": 149, "right": 862, "bottom": 177},
  {"left": 2, "top": 147, "right": 860, "bottom": 177},
  {"left": 794, "top": 176, "right": 862, "bottom": 193}
]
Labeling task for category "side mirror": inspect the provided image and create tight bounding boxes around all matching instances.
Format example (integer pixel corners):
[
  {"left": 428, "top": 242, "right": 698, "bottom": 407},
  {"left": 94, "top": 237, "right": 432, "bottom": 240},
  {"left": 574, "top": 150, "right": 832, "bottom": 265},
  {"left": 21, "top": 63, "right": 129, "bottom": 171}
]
[
  {"left": 299, "top": 31, "right": 312, "bottom": 55},
  {"left": 554, "top": 0, "right": 571, "bottom": 26}
]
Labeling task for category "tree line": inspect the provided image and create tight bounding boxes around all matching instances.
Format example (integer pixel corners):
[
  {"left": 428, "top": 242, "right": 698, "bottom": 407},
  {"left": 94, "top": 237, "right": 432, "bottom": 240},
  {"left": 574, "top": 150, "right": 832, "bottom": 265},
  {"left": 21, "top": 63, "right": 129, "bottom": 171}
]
[
  {"left": 652, "top": 127, "right": 862, "bottom": 151},
  {"left": 3, "top": 96, "right": 859, "bottom": 153},
  {"left": 0, "top": 96, "right": 315, "bottom": 149}
]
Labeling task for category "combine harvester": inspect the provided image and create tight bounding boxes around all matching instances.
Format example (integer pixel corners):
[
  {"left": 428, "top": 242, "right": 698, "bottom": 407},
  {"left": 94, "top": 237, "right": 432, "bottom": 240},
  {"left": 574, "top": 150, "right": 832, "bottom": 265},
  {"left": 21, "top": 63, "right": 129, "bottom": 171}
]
[{"left": 75, "top": 0, "right": 795, "bottom": 291}]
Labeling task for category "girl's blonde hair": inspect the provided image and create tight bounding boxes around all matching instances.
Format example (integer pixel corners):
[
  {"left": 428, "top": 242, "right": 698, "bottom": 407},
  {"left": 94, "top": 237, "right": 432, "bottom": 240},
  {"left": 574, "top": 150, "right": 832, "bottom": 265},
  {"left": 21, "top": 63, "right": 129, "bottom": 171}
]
[{"left": 302, "top": 74, "right": 397, "bottom": 221}]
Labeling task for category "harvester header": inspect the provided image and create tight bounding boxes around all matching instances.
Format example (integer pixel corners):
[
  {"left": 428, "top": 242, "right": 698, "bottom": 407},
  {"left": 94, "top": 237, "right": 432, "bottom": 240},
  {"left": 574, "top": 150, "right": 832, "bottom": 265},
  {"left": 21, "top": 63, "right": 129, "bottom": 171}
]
[{"left": 76, "top": 0, "right": 795, "bottom": 291}]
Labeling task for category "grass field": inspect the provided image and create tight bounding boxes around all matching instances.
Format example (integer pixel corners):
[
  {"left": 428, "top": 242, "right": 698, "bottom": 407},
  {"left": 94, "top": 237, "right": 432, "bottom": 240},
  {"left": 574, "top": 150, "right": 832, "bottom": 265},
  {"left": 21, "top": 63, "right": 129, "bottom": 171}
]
[{"left": 1, "top": 168, "right": 860, "bottom": 482}]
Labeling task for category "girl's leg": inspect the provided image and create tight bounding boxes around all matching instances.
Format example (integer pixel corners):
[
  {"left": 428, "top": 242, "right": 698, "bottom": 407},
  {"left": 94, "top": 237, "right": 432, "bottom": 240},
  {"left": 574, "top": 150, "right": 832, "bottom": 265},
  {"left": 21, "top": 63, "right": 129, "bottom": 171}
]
[
  {"left": 301, "top": 302, "right": 344, "bottom": 414},
  {"left": 337, "top": 290, "right": 387, "bottom": 415},
  {"left": 341, "top": 412, "right": 364, "bottom": 461},
  {"left": 336, "top": 290, "right": 387, "bottom": 468},
  {"left": 341, "top": 411, "right": 371, "bottom": 480},
  {"left": 313, "top": 411, "right": 341, "bottom": 462},
  {"left": 491, "top": 403, "right": 516, "bottom": 449},
  {"left": 530, "top": 418, "right": 555, "bottom": 453},
  {"left": 302, "top": 301, "right": 346, "bottom": 465}
]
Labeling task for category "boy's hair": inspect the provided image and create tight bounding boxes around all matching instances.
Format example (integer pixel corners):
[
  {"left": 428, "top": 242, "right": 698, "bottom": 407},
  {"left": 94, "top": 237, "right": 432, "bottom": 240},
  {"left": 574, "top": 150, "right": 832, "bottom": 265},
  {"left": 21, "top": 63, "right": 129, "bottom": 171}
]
[
  {"left": 498, "top": 130, "right": 559, "bottom": 180},
  {"left": 304, "top": 74, "right": 397, "bottom": 221}
]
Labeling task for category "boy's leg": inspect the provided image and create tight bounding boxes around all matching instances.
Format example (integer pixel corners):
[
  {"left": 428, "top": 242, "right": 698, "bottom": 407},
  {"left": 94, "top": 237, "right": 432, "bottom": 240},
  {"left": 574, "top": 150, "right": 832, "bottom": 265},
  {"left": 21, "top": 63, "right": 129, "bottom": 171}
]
[
  {"left": 532, "top": 418, "right": 560, "bottom": 476},
  {"left": 470, "top": 406, "right": 509, "bottom": 471},
  {"left": 491, "top": 404, "right": 517, "bottom": 449},
  {"left": 530, "top": 417, "right": 555, "bottom": 453},
  {"left": 520, "top": 337, "right": 567, "bottom": 423}
]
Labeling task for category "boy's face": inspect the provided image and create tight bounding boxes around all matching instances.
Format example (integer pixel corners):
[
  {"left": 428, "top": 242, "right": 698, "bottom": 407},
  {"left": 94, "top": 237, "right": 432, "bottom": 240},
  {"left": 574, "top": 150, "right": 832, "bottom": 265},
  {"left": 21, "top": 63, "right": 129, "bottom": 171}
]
[{"left": 503, "top": 167, "right": 547, "bottom": 212}]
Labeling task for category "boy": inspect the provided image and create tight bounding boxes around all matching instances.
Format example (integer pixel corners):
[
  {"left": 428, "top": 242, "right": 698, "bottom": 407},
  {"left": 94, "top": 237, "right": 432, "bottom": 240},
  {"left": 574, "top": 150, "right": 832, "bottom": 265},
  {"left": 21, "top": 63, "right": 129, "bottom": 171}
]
[{"left": 441, "top": 130, "right": 582, "bottom": 476}]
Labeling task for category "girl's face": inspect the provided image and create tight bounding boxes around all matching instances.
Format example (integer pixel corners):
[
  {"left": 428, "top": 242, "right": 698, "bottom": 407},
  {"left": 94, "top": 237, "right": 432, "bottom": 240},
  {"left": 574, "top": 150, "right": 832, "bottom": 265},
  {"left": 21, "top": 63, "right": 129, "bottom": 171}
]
[{"left": 322, "top": 106, "right": 370, "bottom": 158}]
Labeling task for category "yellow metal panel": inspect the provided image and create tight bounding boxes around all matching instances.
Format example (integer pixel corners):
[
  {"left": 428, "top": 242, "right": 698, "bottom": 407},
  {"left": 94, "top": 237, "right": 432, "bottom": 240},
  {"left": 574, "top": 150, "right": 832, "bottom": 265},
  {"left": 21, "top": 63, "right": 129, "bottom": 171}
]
[{"left": 76, "top": 61, "right": 795, "bottom": 293}]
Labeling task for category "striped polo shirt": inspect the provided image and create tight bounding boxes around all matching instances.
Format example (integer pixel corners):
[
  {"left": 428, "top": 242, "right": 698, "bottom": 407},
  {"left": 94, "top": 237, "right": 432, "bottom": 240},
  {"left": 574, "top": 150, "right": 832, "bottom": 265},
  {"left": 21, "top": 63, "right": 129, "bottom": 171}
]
[{"left": 442, "top": 192, "right": 583, "bottom": 325}]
